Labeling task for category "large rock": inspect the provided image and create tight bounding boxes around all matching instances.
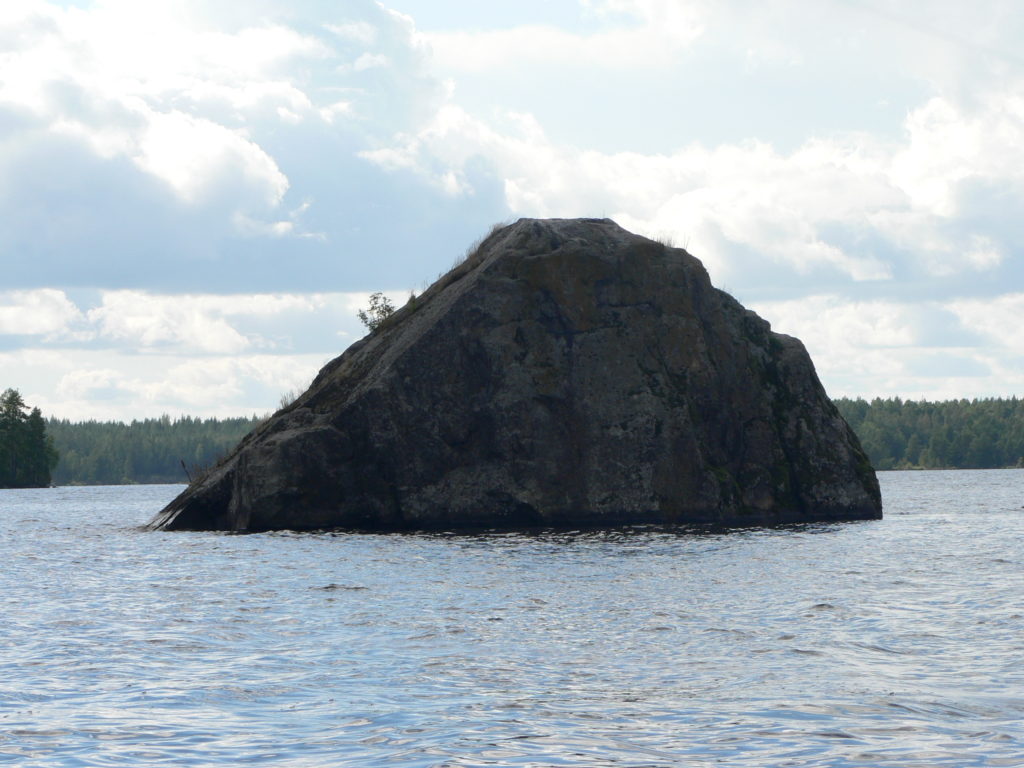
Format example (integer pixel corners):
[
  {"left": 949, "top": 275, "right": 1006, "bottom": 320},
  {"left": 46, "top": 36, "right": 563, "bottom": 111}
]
[{"left": 150, "top": 218, "right": 881, "bottom": 532}]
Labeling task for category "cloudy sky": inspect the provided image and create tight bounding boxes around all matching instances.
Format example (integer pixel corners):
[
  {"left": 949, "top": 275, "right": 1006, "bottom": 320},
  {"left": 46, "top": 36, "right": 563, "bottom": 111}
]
[{"left": 3, "top": 0, "right": 1023, "bottom": 420}]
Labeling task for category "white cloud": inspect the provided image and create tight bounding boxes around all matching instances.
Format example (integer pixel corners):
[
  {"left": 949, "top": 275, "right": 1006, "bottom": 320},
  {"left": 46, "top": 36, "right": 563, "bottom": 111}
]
[
  {"left": 363, "top": 106, "right": 901, "bottom": 282},
  {"left": 948, "top": 294, "right": 1024, "bottom": 354},
  {"left": 6, "top": 0, "right": 1024, "bottom": 419},
  {"left": 363, "top": 69, "right": 1024, "bottom": 289},
  {"left": 424, "top": 0, "right": 705, "bottom": 73},
  {"left": 351, "top": 52, "right": 390, "bottom": 71},
  {"left": 135, "top": 353, "right": 332, "bottom": 415},
  {"left": 750, "top": 294, "right": 1022, "bottom": 400},
  {"left": 327, "top": 21, "right": 378, "bottom": 45},
  {"left": 141, "top": 355, "right": 320, "bottom": 403},
  {"left": 134, "top": 358, "right": 248, "bottom": 406},
  {"left": 35, "top": 351, "right": 332, "bottom": 420},
  {"left": 82, "top": 291, "right": 355, "bottom": 354},
  {"left": 0, "top": 348, "right": 74, "bottom": 375},
  {"left": 0, "top": 0, "right": 469, "bottom": 294},
  {"left": 87, "top": 292, "right": 255, "bottom": 354},
  {"left": 754, "top": 296, "right": 922, "bottom": 351},
  {"left": 425, "top": 25, "right": 692, "bottom": 74},
  {"left": 962, "top": 234, "right": 1003, "bottom": 270},
  {"left": 891, "top": 92, "right": 1024, "bottom": 216},
  {"left": 0, "top": 6, "right": 297, "bottom": 210},
  {"left": 56, "top": 368, "right": 122, "bottom": 401},
  {"left": 0, "top": 288, "right": 405, "bottom": 358},
  {"left": 134, "top": 111, "right": 289, "bottom": 206},
  {"left": 0, "top": 289, "right": 84, "bottom": 337}
]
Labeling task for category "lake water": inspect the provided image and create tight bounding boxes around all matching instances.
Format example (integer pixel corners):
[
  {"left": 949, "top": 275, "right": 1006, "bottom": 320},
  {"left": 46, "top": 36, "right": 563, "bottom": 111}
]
[{"left": 1, "top": 470, "right": 1022, "bottom": 767}]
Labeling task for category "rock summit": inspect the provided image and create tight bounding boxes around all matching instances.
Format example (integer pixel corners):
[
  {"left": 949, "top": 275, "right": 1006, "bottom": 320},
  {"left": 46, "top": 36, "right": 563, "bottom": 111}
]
[{"left": 150, "top": 218, "right": 881, "bottom": 532}]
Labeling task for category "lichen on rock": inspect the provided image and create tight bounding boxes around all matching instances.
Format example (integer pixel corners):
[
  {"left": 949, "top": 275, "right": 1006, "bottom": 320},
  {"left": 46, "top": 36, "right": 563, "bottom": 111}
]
[{"left": 149, "top": 218, "right": 881, "bottom": 532}]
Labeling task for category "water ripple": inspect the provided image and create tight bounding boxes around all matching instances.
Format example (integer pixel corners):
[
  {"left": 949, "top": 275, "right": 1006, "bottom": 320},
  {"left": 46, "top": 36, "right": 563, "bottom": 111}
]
[{"left": 1, "top": 472, "right": 1023, "bottom": 766}]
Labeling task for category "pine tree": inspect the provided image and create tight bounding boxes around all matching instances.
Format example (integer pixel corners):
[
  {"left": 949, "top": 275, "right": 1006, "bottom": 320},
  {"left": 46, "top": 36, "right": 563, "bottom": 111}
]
[{"left": 0, "top": 390, "right": 58, "bottom": 488}]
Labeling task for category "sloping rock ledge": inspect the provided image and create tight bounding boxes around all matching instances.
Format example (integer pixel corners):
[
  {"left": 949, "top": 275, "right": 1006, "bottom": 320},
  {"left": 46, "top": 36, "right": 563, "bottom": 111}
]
[{"left": 150, "top": 218, "right": 881, "bottom": 532}]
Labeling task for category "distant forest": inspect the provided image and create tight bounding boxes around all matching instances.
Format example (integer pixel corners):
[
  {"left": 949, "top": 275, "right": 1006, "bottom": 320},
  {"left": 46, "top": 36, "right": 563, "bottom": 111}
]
[
  {"left": 47, "top": 415, "right": 263, "bottom": 486},
  {"left": 31, "top": 397, "right": 1024, "bottom": 486},
  {"left": 834, "top": 397, "right": 1024, "bottom": 471}
]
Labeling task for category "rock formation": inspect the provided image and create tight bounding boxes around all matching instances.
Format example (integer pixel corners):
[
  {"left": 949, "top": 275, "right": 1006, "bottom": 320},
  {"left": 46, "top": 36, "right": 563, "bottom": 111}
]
[{"left": 150, "top": 218, "right": 881, "bottom": 532}]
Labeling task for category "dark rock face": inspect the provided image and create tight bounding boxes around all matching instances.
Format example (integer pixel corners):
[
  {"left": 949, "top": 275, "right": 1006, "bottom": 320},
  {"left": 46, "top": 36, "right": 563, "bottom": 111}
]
[{"left": 150, "top": 218, "right": 881, "bottom": 532}]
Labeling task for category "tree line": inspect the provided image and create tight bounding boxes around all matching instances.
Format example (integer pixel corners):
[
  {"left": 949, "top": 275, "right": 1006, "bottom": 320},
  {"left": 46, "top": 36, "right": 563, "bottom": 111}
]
[
  {"left": 46, "top": 414, "right": 263, "bottom": 485},
  {"left": 834, "top": 397, "right": 1024, "bottom": 471},
  {"left": 0, "top": 389, "right": 59, "bottom": 488},
  {"left": 45, "top": 396, "right": 1024, "bottom": 484},
  {"left": 6, "top": 391, "right": 1024, "bottom": 487}
]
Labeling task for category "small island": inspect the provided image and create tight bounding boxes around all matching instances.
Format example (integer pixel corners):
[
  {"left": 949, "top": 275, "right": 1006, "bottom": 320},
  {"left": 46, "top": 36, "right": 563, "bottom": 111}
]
[{"left": 150, "top": 218, "right": 881, "bottom": 532}]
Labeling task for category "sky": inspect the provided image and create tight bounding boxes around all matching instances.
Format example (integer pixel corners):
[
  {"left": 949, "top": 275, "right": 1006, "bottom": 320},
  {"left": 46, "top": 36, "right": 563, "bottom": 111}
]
[{"left": 2, "top": 0, "right": 1024, "bottom": 421}]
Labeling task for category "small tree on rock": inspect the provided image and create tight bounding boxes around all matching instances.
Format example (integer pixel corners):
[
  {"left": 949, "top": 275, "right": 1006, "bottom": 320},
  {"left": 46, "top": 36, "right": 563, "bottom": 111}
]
[{"left": 357, "top": 292, "right": 396, "bottom": 331}]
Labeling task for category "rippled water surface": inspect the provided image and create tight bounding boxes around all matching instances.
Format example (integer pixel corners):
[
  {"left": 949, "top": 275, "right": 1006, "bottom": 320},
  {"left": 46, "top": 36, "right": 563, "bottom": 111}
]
[{"left": 2, "top": 470, "right": 1023, "bottom": 767}]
